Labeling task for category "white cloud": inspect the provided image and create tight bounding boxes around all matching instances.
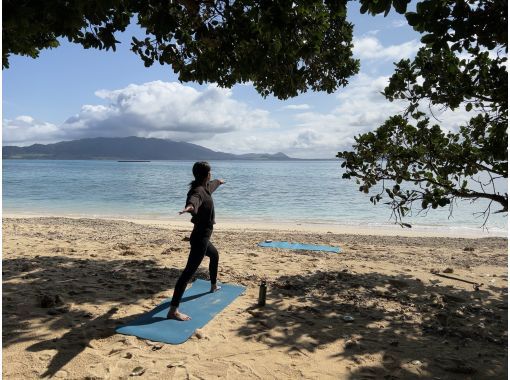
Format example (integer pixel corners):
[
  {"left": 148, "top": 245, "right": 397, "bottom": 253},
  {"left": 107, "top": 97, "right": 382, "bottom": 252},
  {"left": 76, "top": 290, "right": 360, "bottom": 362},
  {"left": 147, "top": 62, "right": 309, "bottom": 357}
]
[
  {"left": 70, "top": 81, "right": 278, "bottom": 138},
  {"left": 240, "top": 73, "right": 475, "bottom": 159},
  {"left": 3, "top": 74, "right": 477, "bottom": 158},
  {"left": 0, "top": 75, "right": 442, "bottom": 158},
  {"left": 420, "top": 102, "right": 478, "bottom": 134},
  {"left": 4, "top": 81, "right": 279, "bottom": 145},
  {"left": 3, "top": 116, "right": 63, "bottom": 146},
  {"left": 353, "top": 36, "right": 421, "bottom": 61},
  {"left": 282, "top": 104, "right": 311, "bottom": 110},
  {"left": 196, "top": 127, "right": 345, "bottom": 159},
  {"left": 198, "top": 74, "right": 407, "bottom": 158}
]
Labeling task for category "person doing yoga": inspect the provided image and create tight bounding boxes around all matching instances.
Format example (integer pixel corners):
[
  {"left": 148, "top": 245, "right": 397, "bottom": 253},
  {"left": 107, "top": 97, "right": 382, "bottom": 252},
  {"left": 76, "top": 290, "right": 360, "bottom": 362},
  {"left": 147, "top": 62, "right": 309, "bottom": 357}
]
[{"left": 167, "top": 161, "right": 225, "bottom": 321}]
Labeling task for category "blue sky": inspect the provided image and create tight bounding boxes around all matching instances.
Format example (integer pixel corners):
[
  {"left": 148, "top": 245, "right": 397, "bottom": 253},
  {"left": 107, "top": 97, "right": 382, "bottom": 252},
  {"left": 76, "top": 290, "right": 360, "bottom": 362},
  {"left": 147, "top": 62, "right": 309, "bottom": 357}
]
[{"left": 2, "top": 2, "right": 449, "bottom": 158}]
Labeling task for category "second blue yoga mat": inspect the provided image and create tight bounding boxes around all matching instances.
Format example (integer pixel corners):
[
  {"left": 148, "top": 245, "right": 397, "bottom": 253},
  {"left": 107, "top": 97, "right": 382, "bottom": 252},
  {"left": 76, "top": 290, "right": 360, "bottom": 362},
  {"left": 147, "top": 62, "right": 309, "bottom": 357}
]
[
  {"left": 116, "top": 279, "right": 245, "bottom": 344},
  {"left": 257, "top": 241, "right": 341, "bottom": 253}
]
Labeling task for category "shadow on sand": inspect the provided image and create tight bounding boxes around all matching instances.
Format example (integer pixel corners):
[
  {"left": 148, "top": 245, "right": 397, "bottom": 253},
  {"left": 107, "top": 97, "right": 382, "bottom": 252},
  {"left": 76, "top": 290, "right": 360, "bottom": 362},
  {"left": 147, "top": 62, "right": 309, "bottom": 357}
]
[
  {"left": 236, "top": 269, "right": 507, "bottom": 379},
  {"left": 3, "top": 255, "right": 210, "bottom": 378},
  {"left": 3, "top": 253, "right": 508, "bottom": 379}
]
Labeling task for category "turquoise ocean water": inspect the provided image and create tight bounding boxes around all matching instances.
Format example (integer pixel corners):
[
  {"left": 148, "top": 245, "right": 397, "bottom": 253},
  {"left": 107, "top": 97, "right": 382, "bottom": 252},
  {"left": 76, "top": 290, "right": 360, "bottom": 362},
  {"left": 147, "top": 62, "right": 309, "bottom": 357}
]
[{"left": 2, "top": 160, "right": 507, "bottom": 235}]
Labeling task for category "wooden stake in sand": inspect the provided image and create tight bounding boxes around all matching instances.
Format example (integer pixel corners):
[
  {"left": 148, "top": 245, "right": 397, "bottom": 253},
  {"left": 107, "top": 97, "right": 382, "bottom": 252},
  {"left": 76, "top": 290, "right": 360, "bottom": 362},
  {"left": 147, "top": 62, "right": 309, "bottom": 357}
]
[{"left": 432, "top": 272, "right": 483, "bottom": 290}]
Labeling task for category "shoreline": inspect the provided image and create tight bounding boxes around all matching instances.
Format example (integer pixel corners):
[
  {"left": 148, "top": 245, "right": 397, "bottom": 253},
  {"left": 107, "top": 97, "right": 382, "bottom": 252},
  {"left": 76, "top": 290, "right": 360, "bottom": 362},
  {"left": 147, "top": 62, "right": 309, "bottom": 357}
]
[{"left": 3, "top": 211, "right": 507, "bottom": 238}]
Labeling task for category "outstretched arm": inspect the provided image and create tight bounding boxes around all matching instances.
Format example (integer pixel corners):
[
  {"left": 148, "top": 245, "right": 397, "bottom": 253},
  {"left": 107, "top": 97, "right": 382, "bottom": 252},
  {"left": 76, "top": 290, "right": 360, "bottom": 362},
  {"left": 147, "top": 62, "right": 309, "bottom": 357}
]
[
  {"left": 178, "top": 204, "right": 195, "bottom": 215},
  {"left": 209, "top": 179, "right": 226, "bottom": 193}
]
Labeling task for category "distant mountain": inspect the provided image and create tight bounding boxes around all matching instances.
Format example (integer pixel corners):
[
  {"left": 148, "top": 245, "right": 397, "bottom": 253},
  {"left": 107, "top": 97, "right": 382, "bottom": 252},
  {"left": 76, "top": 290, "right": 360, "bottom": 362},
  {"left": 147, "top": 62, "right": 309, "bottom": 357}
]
[{"left": 2, "top": 137, "right": 295, "bottom": 161}]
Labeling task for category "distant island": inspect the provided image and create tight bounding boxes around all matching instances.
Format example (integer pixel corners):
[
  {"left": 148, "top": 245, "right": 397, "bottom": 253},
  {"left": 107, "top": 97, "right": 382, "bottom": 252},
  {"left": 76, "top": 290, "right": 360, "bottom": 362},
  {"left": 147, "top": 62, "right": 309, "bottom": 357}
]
[{"left": 2, "top": 136, "right": 296, "bottom": 161}]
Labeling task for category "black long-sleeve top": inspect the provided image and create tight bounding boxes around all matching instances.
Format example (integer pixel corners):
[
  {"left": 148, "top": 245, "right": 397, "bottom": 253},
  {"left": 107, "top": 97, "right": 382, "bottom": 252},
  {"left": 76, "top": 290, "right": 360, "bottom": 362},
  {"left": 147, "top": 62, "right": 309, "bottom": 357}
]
[{"left": 186, "top": 179, "right": 221, "bottom": 234}]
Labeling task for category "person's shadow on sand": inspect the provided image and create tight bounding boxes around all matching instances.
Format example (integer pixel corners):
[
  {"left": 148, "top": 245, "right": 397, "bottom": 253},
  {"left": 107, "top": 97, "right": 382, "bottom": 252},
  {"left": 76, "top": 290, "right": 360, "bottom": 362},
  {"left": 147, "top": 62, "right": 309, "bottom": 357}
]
[
  {"left": 27, "top": 290, "right": 213, "bottom": 378},
  {"left": 27, "top": 307, "right": 120, "bottom": 379},
  {"left": 3, "top": 255, "right": 212, "bottom": 378}
]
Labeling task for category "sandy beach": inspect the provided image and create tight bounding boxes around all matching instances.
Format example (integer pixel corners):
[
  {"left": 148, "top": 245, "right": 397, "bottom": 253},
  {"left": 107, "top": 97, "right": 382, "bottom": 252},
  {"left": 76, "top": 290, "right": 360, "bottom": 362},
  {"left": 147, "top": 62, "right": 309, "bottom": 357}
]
[{"left": 2, "top": 216, "right": 508, "bottom": 379}]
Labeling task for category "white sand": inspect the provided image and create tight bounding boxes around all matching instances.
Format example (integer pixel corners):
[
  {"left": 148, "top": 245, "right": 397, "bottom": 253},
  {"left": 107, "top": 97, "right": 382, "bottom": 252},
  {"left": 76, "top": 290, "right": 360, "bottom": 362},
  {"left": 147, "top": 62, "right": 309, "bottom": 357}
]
[{"left": 2, "top": 216, "right": 508, "bottom": 379}]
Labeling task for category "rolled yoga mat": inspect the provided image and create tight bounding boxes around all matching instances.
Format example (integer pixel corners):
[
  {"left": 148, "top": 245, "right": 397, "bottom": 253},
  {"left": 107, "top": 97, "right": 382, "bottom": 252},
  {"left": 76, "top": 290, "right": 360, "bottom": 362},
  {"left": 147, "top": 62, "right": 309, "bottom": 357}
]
[
  {"left": 116, "top": 279, "right": 245, "bottom": 344},
  {"left": 257, "top": 241, "right": 341, "bottom": 253}
]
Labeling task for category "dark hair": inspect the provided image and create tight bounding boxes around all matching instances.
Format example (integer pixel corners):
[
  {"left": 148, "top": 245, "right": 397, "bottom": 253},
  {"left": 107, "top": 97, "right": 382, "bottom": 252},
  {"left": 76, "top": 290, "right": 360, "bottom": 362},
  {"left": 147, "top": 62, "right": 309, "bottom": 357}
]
[{"left": 189, "top": 161, "right": 211, "bottom": 189}]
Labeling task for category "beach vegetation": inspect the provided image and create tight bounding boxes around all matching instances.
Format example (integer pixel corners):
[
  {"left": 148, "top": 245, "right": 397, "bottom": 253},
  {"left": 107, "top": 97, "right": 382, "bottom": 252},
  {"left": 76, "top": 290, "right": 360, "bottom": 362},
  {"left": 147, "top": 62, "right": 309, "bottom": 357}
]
[
  {"left": 2, "top": 0, "right": 359, "bottom": 100},
  {"left": 338, "top": 0, "right": 507, "bottom": 227}
]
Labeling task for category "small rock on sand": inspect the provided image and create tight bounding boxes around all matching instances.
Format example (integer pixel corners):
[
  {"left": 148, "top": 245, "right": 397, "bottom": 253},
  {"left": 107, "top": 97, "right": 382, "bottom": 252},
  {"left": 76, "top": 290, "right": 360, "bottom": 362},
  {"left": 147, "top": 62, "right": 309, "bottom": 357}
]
[
  {"left": 167, "top": 361, "right": 185, "bottom": 368},
  {"left": 130, "top": 367, "right": 145, "bottom": 376}
]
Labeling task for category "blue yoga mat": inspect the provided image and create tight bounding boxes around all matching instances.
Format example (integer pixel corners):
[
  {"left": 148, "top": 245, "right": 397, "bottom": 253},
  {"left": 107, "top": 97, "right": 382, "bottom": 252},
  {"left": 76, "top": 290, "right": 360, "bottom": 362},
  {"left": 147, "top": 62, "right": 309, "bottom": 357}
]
[
  {"left": 116, "top": 279, "right": 245, "bottom": 344},
  {"left": 257, "top": 241, "right": 341, "bottom": 253}
]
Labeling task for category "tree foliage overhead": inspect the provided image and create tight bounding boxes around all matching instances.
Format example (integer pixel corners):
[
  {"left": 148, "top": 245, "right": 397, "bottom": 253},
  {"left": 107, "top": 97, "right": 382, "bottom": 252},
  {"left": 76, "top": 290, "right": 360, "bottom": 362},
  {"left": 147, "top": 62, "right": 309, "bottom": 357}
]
[
  {"left": 4, "top": 0, "right": 507, "bottom": 226},
  {"left": 339, "top": 0, "right": 507, "bottom": 226},
  {"left": 3, "top": 0, "right": 359, "bottom": 100}
]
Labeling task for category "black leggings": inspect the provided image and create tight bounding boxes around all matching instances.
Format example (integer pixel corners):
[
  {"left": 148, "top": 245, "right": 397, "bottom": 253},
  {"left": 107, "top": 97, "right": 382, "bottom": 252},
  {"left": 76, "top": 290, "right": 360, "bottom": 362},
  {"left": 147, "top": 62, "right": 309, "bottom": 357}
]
[{"left": 170, "top": 233, "right": 219, "bottom": 307}]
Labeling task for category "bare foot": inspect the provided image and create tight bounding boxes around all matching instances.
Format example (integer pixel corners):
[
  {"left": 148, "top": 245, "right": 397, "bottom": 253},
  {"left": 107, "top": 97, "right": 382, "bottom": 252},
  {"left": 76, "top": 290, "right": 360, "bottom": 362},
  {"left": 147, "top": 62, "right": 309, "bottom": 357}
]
[
  {"left": 210, "top": 284, "right": 221, "bottom": 293},
  {"left": 167, "top": 310, "right": 191, "bottom": 321}
]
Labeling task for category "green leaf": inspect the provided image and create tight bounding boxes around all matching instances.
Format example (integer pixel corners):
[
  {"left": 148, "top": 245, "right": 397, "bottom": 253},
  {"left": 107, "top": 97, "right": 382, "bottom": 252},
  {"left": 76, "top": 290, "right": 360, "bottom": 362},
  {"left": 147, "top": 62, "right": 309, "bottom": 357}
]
[
  {"left": 420, "top": 34, "right": 436, "bottom": 44},
  {"left": 360, "top": 2, "right": 370, "bottom": 14},
  {"left": 385, "top": 188, "right": 394, "bottom": 198},
  {"left": 405, "top": 12, "right": 420, "bottom": 26},
  {"left": 393, "top": 0, "right": 409, "bottom": 14}
]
